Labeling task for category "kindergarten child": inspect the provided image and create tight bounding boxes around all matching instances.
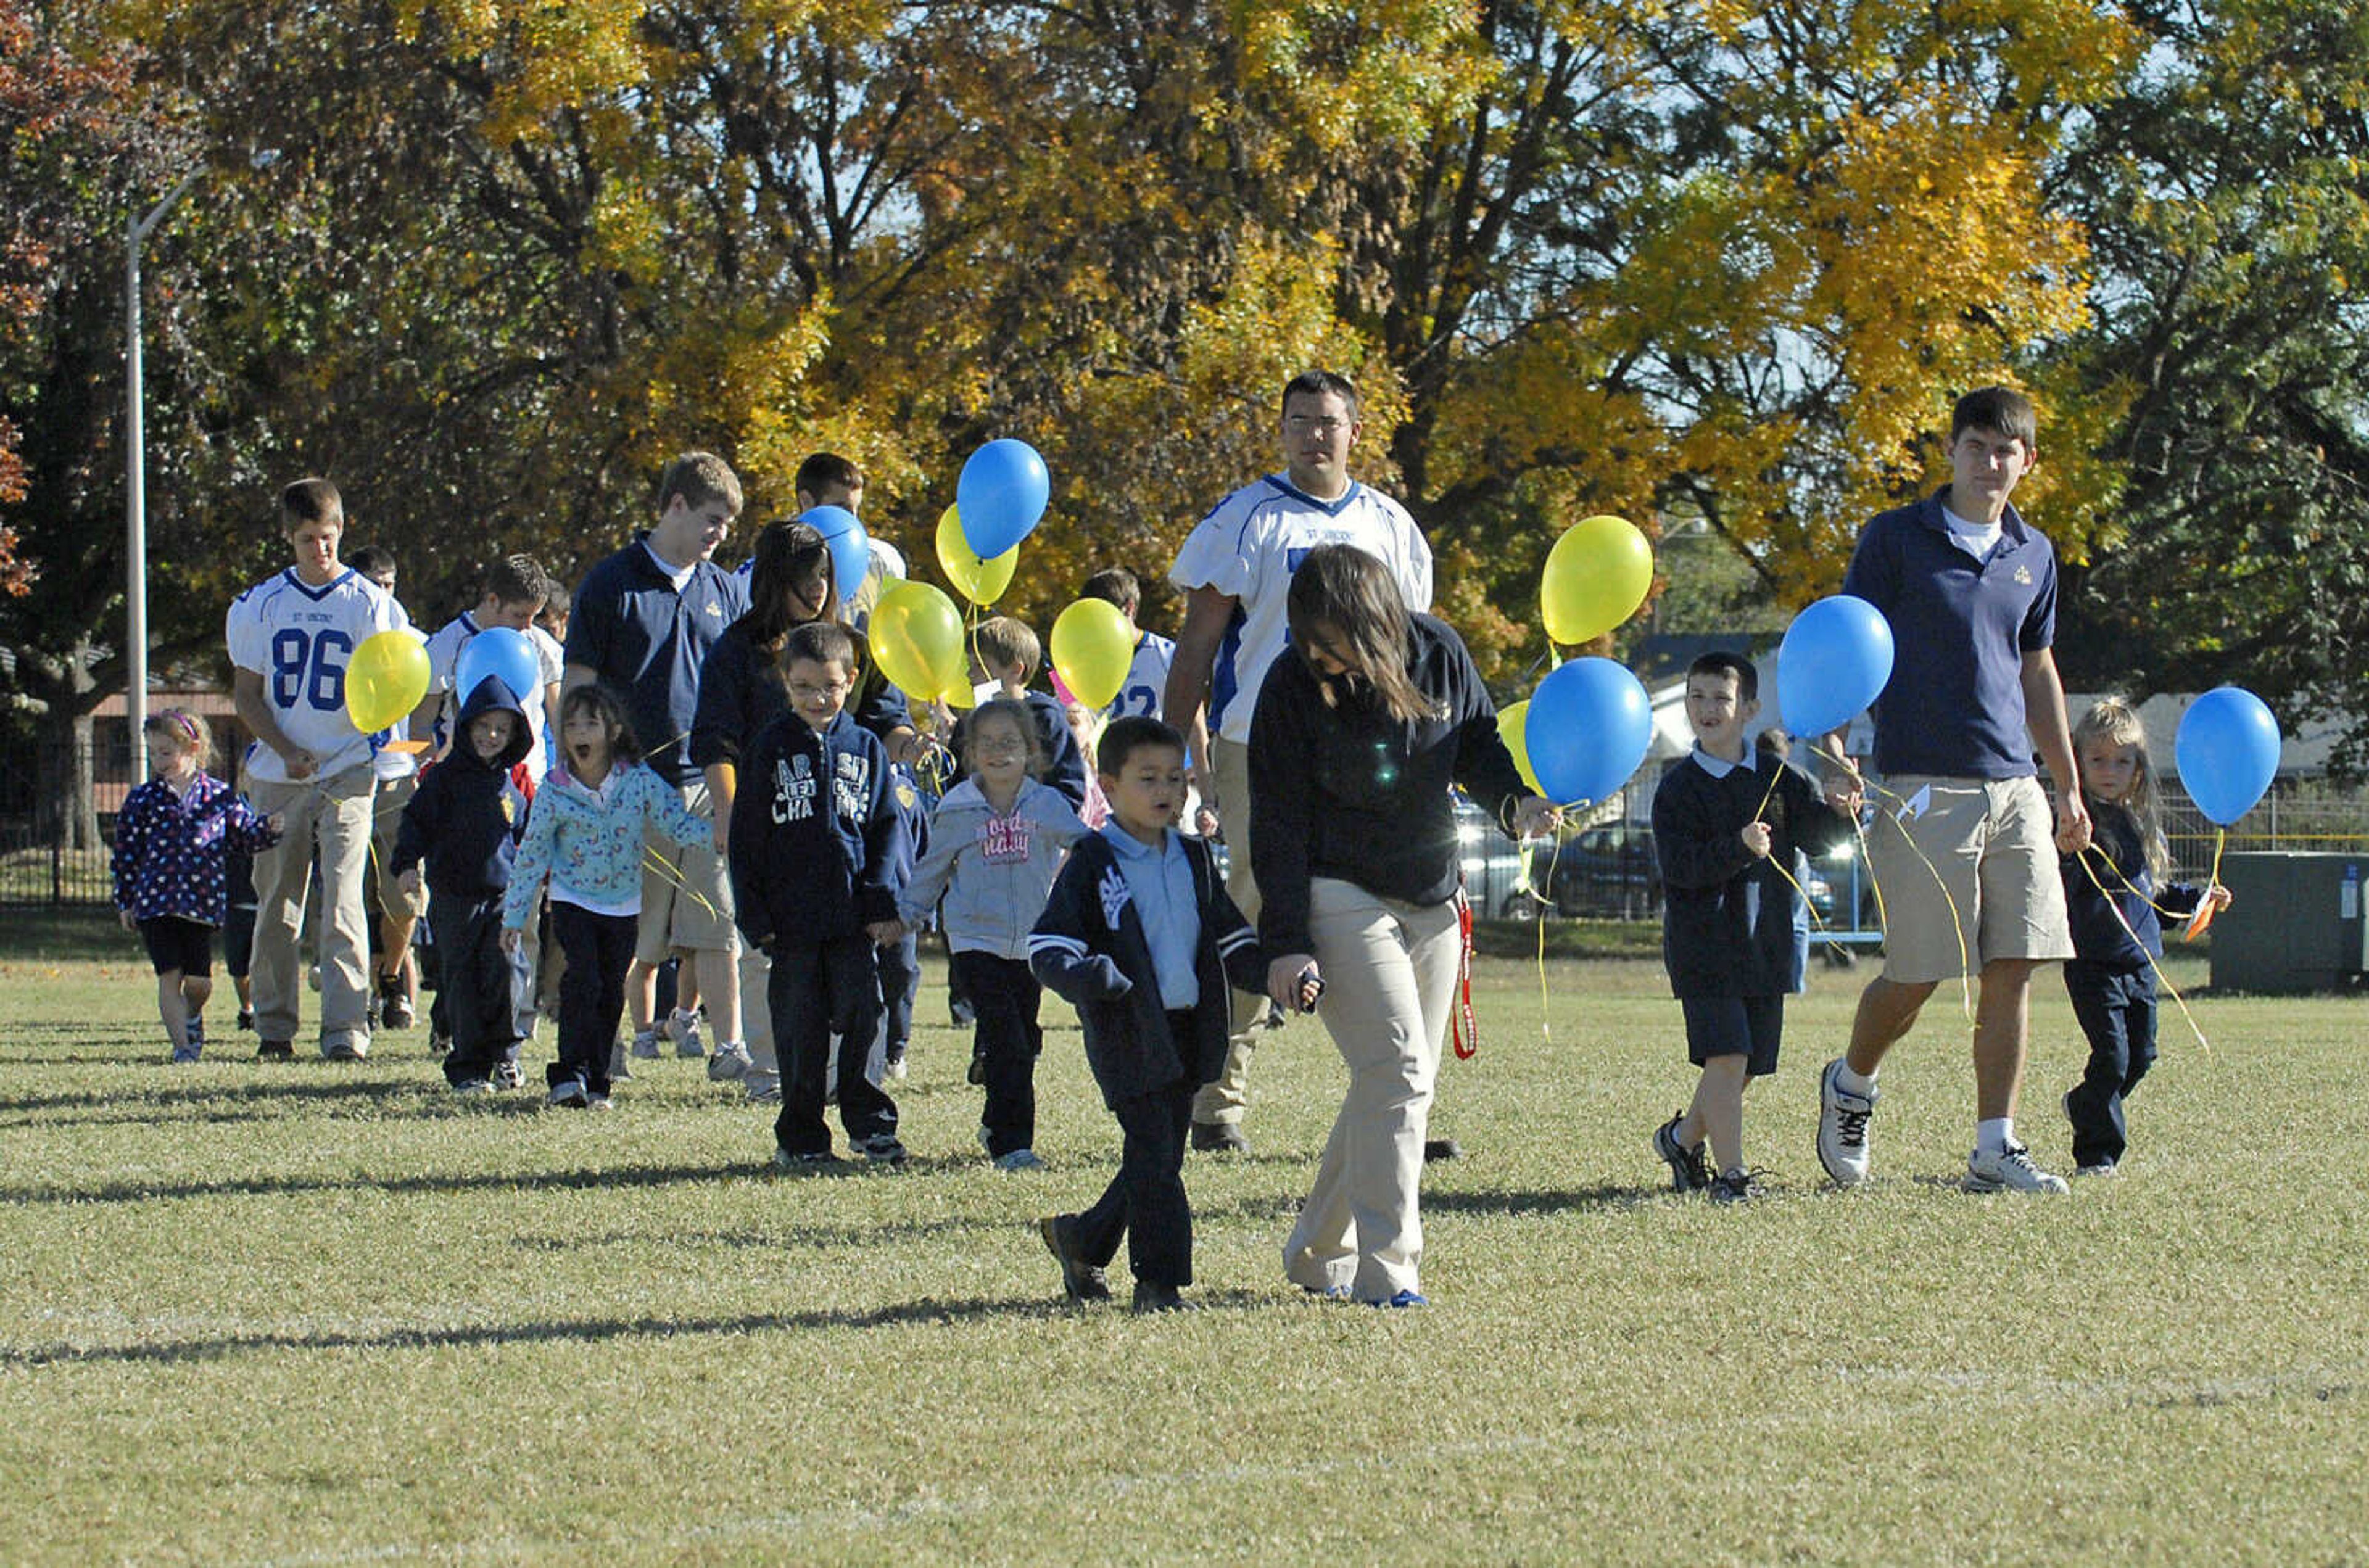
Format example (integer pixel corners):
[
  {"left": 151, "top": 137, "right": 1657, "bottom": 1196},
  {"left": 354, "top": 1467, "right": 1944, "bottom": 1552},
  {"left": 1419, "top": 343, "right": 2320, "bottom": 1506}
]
[
  {"left": 502, "top": 685, "right": 713, "bottom": 1110},
  {"left": 1649, "top": 653, "right": 1851, "bottom": 1203},
  {"left": 897, "top": 699, "right": 1090, "bottom": 1170},
  {"left": 2060, "top": 697, "right": 2231, "bottom": 1176},
  {"left": 1029, "top": 716, "right": 1265, "bottom": 1312},
  {"left": 110, "top": 711, "right": 283, "bottom": 1062},
  {"left": 394, "top": 677, "right": 537, "bottom": 1093},
  {"left": 953, "top": 616, "right": 1089, "bottom": 810},
  {"left": 729, "top": 621, "right": 911, "bottom": 1168}
]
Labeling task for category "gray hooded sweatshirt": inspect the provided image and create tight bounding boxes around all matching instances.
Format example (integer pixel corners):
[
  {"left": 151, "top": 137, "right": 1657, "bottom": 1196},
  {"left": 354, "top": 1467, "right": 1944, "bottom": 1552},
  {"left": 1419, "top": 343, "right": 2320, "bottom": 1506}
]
[{"left": 898, "top": 776, "right": 1091, "bottom": 959}]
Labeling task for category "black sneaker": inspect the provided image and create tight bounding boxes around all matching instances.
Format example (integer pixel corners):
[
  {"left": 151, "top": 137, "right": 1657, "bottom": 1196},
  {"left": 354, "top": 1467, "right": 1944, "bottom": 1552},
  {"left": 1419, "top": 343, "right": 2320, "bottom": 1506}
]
[
  {"left": 1039, "top": 1214, "right": 1112, "bottom": 1302},
  {"left": 256, "top": 1040, "right": 294, "bottom": 1063},
  {"left": 235, "top": 1009, "right": 255, "bottom": 1033},
  {"left": 1653, "top": 1114, "right": 1711, "bottom": 1193},
  {"left": 966, "top": 1047, "right": 988, "bottom": 1086},
  {"left": 381, "top": 990, "right": 415, "bottom": 1031},
  {"left": 1130, "top": 1282, "right": 1199, "bottom": 1314},
  {"left": 1423, "top": 1138, "right": 1463, "bottom": 1163},
  {"left": 1709, "top": 1170, "right": 1763, "bottom": 1205},
  {"left": 1190, "top": 1121, "right": 1249, "bottom": 1154}
]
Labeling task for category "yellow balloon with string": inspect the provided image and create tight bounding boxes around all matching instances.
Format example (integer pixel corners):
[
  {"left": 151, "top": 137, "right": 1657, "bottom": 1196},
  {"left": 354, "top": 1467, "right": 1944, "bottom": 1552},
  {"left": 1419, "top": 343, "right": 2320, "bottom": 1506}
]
[
  {"left": 869, "top": 579, "right": 967, "bottom": 703},
  {"left": 1539, "top": 514, "right": 1653, "bottom": 644},
  {"left": 935, "top": 504, "right": 1020, "bottom": 606},
  {"left": 345, "top": 629, "right": 430, "bottom": 734}
]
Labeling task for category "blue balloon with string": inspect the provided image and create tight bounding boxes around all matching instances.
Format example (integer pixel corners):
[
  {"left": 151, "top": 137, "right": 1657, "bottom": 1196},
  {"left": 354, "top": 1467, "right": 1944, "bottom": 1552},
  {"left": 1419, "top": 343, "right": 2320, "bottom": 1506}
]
[
  {"left": 1524, "top": 657, "right": 1653, "bottom": 806},
  {"left": 800, "top": 505, "right": 871, "bottom": 605},
  {"left": 1777, "top": 595, "right": 1893, "bottom": 739},
  {"left": 956, "top": 439, "right": 1050, "bottom": 560},
  {"left": 2175, "top": 687, "right": 2281, "bottom": 826}
]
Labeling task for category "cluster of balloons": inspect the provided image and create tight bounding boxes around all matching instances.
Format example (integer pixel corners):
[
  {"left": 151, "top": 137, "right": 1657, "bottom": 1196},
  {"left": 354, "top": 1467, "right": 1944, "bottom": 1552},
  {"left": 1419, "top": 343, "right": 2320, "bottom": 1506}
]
[
  {"left": 1502, "top": 514, "right": 1658, "bottom": 807},
  {"left": 2176, "top": 687, "right": 2281, "bottom": 825},
  {"left": 872, "top": 439, "right": 1057, "bottom": 712}
]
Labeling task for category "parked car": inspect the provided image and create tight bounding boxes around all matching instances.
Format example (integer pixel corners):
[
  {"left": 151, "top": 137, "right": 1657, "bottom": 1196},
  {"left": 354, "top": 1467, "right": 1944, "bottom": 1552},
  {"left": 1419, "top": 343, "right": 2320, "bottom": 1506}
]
[
  {"left": 1456, "top": 799, "right": 1544, "bottom": 920},
  {"left": 1545, "top": 822, "right": 1847, "bottom": 924}
]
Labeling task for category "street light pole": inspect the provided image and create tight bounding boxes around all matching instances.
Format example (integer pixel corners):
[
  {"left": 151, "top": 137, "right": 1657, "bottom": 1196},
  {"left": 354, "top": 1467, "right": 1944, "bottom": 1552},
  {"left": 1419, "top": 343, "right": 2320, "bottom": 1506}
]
[{"left": 124, "top": 167, "right": 203, "bottom": 783}]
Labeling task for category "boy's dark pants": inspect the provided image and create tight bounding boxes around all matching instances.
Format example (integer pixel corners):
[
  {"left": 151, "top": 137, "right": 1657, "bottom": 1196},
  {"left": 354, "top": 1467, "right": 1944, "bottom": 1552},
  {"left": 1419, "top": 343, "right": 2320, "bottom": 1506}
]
[
  {"left": 1076, "top": 1011, "right": 1197, "bottom": 1289},
  {"left": 551, "top": 903, "right": 635, "bottom": 1095},
  {"left": 439, "top": 895, "right": 531, "bottom": 1087},
  {"left": 771, "top": 936, "right": 895, "bottom": 1155},
  {"left": 2064, "top": 959, "right": 2157, "bottom": 1168},
  {"left": 877, "top": 930, "right": 919, "bottom": 1065},
  {"left": 952, "top": 950, "right": 1042, "bottom": 1157}
]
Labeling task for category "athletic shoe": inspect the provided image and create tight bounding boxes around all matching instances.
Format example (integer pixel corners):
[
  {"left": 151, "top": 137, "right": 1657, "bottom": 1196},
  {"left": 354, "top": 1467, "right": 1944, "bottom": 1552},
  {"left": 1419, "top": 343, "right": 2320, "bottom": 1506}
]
[
  {"left": 585, "top": 1091, "right": 614, "bottom": 1112},
  {"left": 773, "top": 1145, "right": 843, "bottom": 1171},
  {"left": 2072, "top": 1160, "right": 2119, "bottom": 1179},
  {"left": 492, "top": 1061, "right": 526, "bottom": 1092},
  {"left": 1653, "top": 1114, "right": 1711, "bottom": 1193},
  {"left": 184, "top": 1017, "right": 205, "bottom": 1058},
  {"left": 323, "top": 1039, "right": 368, "bottom": 1062},
  {"left": 170, "top": 1044, "right": 201, "bottom": 1065},
  {"left": 1962, "top": 1141, "right": 2069, "bottom": 1195},
  {"left": 452, "top": 1078, "right": 492, "bottom": 1096},
  {"left": 379, "top": 979, "right": 415, "bottom": 1031},
  {"left": 1817, "top": 1058, "right": 1877, "bottom": 1187},
  {"left": 1709, "top": 1170, "right": 1762, "bottom": 1205},
  {"left": 1039, "top": 1214, "right": 1112, "bottom": 1302},
  {"left": 666, "top": 1007, "right": 705, "bottom": 1058},
  {"left": 629, "top": 1029, "right": 663, "bottom": 1061},
  {"left": 1423, "top": 1138, "right": 1463, "bottom": 1163},
  {"left": 428, "top": 1030, "right": 452, "bottom": 1059},
  {"left": 1299, "top": 1282, "right": 1354, "bottom": 1300},
  {"left": 1364, "top": 1289, "right": 1428, "bottom": 1309},
  {"left": 1190, "top": 1122, "right": 1249, "bottom": 1154},
  {"left": 547, "top": 1078, "right": 589, "bottom": 1109},
  {"left": 994, "top": 1148, "right": 1048, "bottom": 1172},
  {"left": 256, "top": 1040, "right": 294, "bottom": 1062},
  {"left": 744, "top": 1073, "right": 782, "bottom": 1104},
  {"left": 852, "top": 1133, "right": 909, "bottom": 1166},
  {"left": 885, "top": 1055, "right": 908, "bottom": 1081},
  {"left": 307, "top": 963, "right": 321, "bottom": 992},
  {"left": 966, "top": 1047, "right": 987, "bottom": 1086},
  {"left": 608, "top": 1041, "right": 633, "bottom": 1081},
  {"left": 1131, "top": 1283, "right": 1199, "bottom": 1314},
  {"left": 707, "top": 1041, "right": 752, "bottom": 1082},
  {"left": 949, "top": 999, "right": 975, "bottom": 1028},
  {"left": 235, "top": 1008, "right": 255, "bottom": 1032}
]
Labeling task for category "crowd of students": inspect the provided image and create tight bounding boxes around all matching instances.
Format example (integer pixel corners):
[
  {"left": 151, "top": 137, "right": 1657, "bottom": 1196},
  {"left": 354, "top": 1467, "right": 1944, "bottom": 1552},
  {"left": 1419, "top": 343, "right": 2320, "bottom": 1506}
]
[{"left": 107, "top": 376, "right": 2224, "bottom": 1313}]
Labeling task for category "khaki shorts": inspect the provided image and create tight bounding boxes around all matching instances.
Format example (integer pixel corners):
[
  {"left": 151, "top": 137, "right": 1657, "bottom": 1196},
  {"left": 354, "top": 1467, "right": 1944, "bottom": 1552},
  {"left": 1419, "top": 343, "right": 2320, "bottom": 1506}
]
[
  {"left": 635, "top": 779, "right": 738, "bottom": 963},
  {"left": 370, "top": 775, "right": 430, "bottom": 922},
  {"left": 1868, "top": 774, "right": 2073, "bottom": 985}
]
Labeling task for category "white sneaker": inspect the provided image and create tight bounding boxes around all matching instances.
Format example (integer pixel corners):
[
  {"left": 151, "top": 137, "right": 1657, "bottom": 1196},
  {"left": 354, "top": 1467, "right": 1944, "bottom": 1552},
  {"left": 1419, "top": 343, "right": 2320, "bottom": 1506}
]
[
  {"left": 667, "top": 1007, "right": 705, "bottom": 1058},
  {"left": 886, "top": 1057, "right": 908, "bottom": 1081},
  {"left": 1963, "top": 1141, "right": 2069, "bottom": 1195},
  {"left": 707, "top": 1041, "right": 752, "bottom": 1082},
  {"left": 1817, "top": 1058, "right": 1876, "bottom": 1187},
  {"left": 547, "top": 1078, "right": 589, "bottom": 1109},
  {"left": 491, "top": 1061, "right": 526, "bottom": 1092}
]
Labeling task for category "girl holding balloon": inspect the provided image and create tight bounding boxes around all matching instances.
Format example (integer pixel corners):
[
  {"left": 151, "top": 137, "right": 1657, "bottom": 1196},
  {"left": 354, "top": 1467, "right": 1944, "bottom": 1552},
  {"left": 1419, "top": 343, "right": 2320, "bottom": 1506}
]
[
  {"left": 1248, "top": 546, "right": 1559, "bottom": 1307},
  {"left": 2059, "top": 698, "right": 2232, "bottom": 1176}
]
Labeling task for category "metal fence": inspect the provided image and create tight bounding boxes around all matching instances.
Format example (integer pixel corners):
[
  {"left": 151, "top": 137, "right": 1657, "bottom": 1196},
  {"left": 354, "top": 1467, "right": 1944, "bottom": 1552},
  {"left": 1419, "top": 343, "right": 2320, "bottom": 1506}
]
[{"left": 0, "top": 725, "right": 125, "bottom": 908}]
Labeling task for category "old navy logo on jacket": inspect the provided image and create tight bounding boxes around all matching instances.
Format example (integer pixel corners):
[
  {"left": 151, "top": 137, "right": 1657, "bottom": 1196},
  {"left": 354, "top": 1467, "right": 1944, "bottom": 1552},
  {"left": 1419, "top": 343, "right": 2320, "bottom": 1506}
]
[
  {"left": 1098, "top": 866, "right": 1131, "bottom": 932},
  {"left": 982, "top": 810, "right": 1033, "bottom": 864}
]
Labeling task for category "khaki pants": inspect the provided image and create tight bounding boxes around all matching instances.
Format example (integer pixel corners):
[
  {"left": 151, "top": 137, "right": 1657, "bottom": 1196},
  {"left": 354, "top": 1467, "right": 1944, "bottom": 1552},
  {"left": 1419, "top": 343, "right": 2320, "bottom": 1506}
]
[
  {"left": 250, "top": 767, "right": 376, "bottom": 1055},
  {"left": 1281, "top": 878, "right": 1461, "bottom": 1302},
  {"left": 1192, "top": 737, "right": 1270, "bottom": 1128},
  {"left": 634, "top": 781, "right": 737, "bottom": 963},
  {"left": 739, "top": 945, "right": 777, "bottom": 1094}
]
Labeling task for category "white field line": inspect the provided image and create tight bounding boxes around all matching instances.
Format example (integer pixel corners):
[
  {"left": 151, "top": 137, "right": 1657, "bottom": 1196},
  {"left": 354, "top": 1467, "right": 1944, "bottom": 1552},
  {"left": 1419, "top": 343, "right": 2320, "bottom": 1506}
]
[{"left": 244, "top": 1356, "right": 2367, "bottom": 1567}]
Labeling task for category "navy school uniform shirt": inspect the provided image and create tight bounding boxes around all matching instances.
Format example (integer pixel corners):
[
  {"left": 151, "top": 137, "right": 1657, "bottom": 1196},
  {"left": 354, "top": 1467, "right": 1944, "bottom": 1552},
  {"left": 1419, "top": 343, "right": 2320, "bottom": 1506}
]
[
  {"left": 949, "top": 690, "right": 1088, "bottom": 811},
  {"left": 726, "top": 709, "right": 906, "bottom": 950},
  {"left": 1840, "top": 487, "right": 2057, "bottom": 780},
  {"left": 1652, "top": 745, "right": 1853, "bottom": 998},
  {"left": 566, "top": 534, "right": 750, "bottom": 785},
  {"left": 391, "top": 676, "right": 536, "bottom": 901},
  {"left": 2062, "top": 800, "right": 2207, "bottom": 970}
]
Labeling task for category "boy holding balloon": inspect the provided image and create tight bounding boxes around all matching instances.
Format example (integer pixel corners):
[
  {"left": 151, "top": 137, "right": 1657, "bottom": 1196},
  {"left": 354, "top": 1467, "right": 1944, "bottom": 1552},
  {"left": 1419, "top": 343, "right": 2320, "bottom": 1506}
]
[
  {"left": 225, "top": 477, "right": 411, "bottom": 1062},
  {"left": 1816, "top": 386, "right": 2091, "bottom": 1195}
]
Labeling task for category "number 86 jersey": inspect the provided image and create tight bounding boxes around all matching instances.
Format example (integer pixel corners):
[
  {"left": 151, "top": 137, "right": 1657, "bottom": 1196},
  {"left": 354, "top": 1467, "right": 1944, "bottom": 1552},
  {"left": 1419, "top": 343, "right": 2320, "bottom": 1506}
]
[{"left": 226, "top": 566, "right": 411, "bottom": 785}]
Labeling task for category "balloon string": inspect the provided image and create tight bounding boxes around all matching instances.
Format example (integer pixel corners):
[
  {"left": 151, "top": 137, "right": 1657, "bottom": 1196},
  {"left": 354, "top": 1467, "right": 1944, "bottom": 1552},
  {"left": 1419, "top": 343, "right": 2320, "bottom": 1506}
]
[
  {"left": 2075, "top": 848, "right": 2215, "bottom": 1060},
  {"left": 640, "top": 846, "right": 724, "bottom": 923},
  {"left": 1535, "top": 832, "right": 1561, "bottom": 1046},
  {"left": 1805, "top": 739, "right": 1974, "bottom": 1023}
]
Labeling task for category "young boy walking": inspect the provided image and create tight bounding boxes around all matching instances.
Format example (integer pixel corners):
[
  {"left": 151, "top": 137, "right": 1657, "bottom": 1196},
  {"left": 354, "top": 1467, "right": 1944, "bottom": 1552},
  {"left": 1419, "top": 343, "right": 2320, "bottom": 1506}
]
[
  {"left": 730, "top": 622, "right": 911, "bottom": 1168},
  {"left": 1030, "top": 717, "right": 1265, "bottom": 1312},
  {"left": 1650, "top": 654, "right": 1851, "bottom": 1202},
  {"left": 393, "top": 677, "right": 537, "bottom": 1093}
]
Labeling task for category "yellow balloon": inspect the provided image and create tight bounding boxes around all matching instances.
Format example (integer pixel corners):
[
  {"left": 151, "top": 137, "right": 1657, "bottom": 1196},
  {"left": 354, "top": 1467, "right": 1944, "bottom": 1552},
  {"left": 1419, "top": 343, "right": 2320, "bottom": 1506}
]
[
  {"left": 1048, "top": 598, "right": 1134, "bottom": 711},
  {"left": 345, "top": 629, "right": 429, "bottom": 733},
  {"left": 940, "top": 679, "right": 978, "bottom": 711},
  {"left": 935, "top": 503, "right": 1019, "bottom": 606},
  {"left": 1540, "top": 514, "right": 1654, "bottom": 644},
  {"left": 1497, "top": 699, "right": 1543, "bottom": 796},
  {"left": 869, "top": 579, "right": 967, "bottom": 702}
]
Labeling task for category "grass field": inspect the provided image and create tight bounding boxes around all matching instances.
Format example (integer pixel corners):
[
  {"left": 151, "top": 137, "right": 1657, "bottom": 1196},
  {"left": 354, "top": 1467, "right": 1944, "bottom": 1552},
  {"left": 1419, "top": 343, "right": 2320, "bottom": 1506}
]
[{"left": 3, "top": 925, "right": 2366, "bottom": 1565}]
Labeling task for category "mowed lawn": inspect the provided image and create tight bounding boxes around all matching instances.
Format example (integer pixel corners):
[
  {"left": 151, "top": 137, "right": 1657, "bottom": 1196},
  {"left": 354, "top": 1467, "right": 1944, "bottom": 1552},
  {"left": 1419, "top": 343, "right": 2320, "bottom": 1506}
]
[{"left": 2, "top": 925, "right": 2365, "bottom": 1566}]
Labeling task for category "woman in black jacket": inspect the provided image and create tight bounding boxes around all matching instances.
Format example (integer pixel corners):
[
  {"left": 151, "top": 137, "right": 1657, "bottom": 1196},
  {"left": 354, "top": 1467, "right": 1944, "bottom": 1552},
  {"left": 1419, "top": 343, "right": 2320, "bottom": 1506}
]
[{"left": 1247, "top": 545, "right": 1558, "bottom": 1307}]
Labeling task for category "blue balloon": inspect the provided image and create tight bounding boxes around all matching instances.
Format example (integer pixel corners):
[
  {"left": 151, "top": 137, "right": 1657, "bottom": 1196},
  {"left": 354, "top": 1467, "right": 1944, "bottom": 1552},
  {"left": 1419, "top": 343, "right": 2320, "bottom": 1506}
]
[
  {"left": 1778, "top": 595, "right": 1895, "bottom": 738},
  {"left": 955, "top": 439, "right": 1050, "bottom": 560},
  {"left": 800, "top": 505, "right": 872, "bottom": 606},
  {"left": 2175, "top": 687, "right": 2281, "bottom": 827},
  {"left": 454, "top": 627, "right": 542, "bottom": 708},
  {"left": 1525, "top": 657, "right": 1653, "bottom": 807}
]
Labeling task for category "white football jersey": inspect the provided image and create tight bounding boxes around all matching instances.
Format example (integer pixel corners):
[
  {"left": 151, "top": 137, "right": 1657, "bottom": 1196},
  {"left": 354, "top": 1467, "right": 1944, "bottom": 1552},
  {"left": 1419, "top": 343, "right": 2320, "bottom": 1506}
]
[
  {"left": 1101, "top": 631, "right": 1176, "bottom": 723},
  {"left": 226, "top": 567, "right": 411, "bottom": 785},
  {"left": 1167, "top": 475, "right": 1432, "bottom": 744}
]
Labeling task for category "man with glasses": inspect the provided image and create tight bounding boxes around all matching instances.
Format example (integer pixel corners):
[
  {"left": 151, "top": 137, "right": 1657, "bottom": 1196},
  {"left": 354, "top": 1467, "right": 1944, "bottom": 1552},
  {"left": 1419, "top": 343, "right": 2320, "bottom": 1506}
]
[{"left": 1164, "top": 371, "right": 1434, "bottom": 1154}]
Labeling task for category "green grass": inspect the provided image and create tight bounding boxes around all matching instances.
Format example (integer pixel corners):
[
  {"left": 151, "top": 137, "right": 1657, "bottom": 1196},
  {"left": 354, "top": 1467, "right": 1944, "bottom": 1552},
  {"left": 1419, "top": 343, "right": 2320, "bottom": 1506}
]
[{"left": 3, "top": 943, "right": 2365, "bottom": 1564}]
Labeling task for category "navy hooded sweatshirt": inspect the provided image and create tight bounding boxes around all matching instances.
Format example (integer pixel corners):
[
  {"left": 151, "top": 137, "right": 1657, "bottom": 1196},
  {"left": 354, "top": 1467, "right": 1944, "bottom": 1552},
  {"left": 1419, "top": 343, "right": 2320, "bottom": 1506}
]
[
  {"left": 392, "top": 676, "right": 535, "bottom": 899},
  {"left": 727, "top": 708, "right": 907, "bottom": 949}
]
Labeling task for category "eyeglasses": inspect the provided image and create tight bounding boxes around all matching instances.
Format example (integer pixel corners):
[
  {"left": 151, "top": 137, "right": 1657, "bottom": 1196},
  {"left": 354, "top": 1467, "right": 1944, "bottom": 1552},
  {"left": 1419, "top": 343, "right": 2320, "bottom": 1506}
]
[
  {"left": 788, "top": 681, "right": 850, "bottom": 701},
  {"left": 1284, "top": 415, "right": 1349, "bottom": 436}
]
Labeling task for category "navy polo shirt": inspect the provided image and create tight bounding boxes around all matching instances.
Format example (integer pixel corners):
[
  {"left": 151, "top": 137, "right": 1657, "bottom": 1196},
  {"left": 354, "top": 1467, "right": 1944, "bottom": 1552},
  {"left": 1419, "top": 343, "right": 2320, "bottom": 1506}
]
[
  {"left": 1840, "top": 488, "right": 2056, "bottom": 780},
  {"left": 566, "top": 534, "right": 750, "bottom": 785}
]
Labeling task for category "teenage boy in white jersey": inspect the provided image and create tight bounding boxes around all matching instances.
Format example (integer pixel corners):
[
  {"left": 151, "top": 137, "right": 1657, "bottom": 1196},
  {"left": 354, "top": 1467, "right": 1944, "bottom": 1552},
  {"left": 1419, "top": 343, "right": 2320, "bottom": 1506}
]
[
  {"left": 226, "top": 479, "right": 410, "bottom": 1061},
  {"left": 1164, "top": 370, "right": 1433, "bottom": 1152}
]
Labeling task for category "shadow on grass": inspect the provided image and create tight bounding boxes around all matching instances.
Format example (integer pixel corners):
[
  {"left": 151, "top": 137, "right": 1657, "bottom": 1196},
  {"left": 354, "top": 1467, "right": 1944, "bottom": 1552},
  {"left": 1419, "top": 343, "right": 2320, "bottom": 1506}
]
[
  {"left": 1424, "top": 1183, "right": 1660, "bottom": 1216},
  {"left": 0, "top": 1076, "right": 452, "bottom": 1120}
]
